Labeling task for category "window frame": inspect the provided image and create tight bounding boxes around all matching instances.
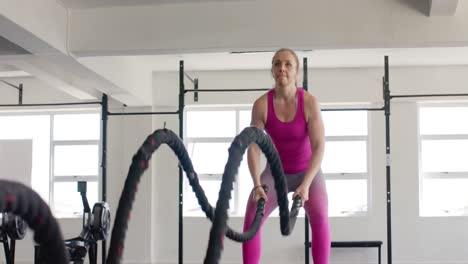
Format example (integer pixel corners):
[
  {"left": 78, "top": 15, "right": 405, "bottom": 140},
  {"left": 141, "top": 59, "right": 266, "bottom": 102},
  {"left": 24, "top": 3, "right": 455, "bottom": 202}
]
[
  {"left": 50, "top": 111, "right": 102, "bottom": 218},
  {"left": 183, "top": 105, "right": 371, "bottom": 218},
  {"left": 418, "top": 103, "right": 468, "bottom": 217},
  {"left": 183, "top": 105, "right": 251, "bottom": 216},
  {"left": 0, "top": 108, "right": 102, "bottom": 218},
  {"left": 322, "top": 111, "right": 370, "bottom": 217}
]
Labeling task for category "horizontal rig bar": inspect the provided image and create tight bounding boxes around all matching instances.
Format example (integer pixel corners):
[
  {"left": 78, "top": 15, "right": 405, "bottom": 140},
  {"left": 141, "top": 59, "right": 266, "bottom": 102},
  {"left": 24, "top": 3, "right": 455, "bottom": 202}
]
[
  {"left": 0, "top": 102, "right": 102, "bottom": 107},
  {"left": 108, "top": 111, "right": 179, "bottom": 116},
  {"left": 391, "top": 93, "right": 468, "bottom": 99},
  {"left": 322, "top": 107, "right": 384, "bottom": 111},
  {"left": 184, "top": 88, "right": 269, "bottom": 93}
]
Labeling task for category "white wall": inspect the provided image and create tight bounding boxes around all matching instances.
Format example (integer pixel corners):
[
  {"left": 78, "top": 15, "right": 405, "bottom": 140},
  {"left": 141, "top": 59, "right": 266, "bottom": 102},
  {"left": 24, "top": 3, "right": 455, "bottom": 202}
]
[
  {"left": 105, "top": 106, "right": 154, "bottom": 264},
  {"left": 151, "top": 65, "right": 468, "bottom": 264},
  {"left": 0, "top": 76, "right": 78, "bottom": 104},
  {"left": 77, "top": 56, "right": 153, "bottom": 105},
  {"left": 0, "top": 139, "right": 32, "bottom": 186}
]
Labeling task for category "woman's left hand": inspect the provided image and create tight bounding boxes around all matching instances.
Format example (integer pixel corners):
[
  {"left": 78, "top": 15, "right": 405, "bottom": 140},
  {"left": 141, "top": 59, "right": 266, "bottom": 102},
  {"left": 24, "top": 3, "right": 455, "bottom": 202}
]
[{"left": 293, "top": 184, "right": 310, "bottom": 206}]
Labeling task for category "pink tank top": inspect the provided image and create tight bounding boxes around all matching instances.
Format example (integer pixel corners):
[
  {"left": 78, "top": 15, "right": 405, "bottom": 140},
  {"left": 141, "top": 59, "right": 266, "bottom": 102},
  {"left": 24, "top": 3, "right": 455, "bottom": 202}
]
[{"left": 265, "top": 88, "right": 312, "bottom": 174}]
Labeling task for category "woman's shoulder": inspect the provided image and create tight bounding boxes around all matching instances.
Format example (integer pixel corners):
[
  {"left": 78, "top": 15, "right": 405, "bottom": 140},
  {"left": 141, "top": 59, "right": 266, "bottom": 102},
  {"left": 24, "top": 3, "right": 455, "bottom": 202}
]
[
  {"left": 253, "top": 92, "right": 269, "bottom": 107},
  {"left": 251, "top": 92, "right": 269, "bottom": 126},
  {"left": 303, "top": 90, "right": 319, "bottom": 105},
  {"left": 302, "top": 91, "right": 321, "bottom": 118}
]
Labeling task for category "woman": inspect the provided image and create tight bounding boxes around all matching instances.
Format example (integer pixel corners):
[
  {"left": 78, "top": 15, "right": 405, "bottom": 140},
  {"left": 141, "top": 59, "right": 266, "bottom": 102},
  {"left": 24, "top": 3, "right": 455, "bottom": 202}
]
[{"left": 243, "top": 48, "right": 330, "bottom": 264}]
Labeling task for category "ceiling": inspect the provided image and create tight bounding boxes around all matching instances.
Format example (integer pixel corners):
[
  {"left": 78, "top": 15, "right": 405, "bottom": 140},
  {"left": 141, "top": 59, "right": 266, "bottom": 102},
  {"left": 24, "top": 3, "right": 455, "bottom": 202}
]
[
  {"left": 0, "top": 0, "right": 465, "bottom": 106},
  {"left": 5, "top": 46, "right": 468, "bottom": 76},
  {"left": 129, "top": 47, "right": 468, "bottom": 71},
  {"left": 4, "top": 46, "right": 468, "bottom": 96},
  {"left": 0, "top": 36, "right": 29, "bottom": 56}
]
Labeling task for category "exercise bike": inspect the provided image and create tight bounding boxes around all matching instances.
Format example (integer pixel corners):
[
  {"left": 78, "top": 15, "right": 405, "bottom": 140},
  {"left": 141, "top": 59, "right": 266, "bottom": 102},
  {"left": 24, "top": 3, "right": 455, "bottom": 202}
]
[
  {"left": 35, "top": 181, "right": 111, "bottom": 264},
  {"left": 0, "top": 212, "right": 27, "bottom": 264}
]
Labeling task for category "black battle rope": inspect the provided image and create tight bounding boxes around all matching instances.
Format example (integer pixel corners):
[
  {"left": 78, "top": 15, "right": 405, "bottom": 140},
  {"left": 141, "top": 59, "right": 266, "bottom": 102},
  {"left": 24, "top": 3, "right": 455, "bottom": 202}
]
[
  {"left": 204, "top": 126, "right": 302, "bottom": 264},
  {"left": 107, "top": 128, "right": 267, "bottom": 263},
  {"left": 0, "top": 180, "right": 68, "bottom": 264}
]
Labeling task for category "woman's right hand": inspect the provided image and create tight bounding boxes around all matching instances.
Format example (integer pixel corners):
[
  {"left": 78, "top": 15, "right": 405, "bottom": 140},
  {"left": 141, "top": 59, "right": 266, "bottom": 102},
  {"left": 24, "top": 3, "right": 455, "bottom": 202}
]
[{"left": 252, "top": 186, "right": 268, "bottom": 203}]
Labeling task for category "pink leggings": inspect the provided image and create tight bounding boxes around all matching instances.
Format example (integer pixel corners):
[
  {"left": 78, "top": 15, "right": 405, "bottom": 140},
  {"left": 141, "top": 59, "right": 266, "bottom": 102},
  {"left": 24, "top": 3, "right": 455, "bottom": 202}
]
[{"left": 242, "top": 169, "right": 330, "bottom": 264}]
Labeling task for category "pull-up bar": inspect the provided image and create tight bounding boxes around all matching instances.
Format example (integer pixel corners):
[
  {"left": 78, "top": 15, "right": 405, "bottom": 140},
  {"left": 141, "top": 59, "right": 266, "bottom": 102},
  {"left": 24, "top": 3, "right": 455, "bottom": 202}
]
[
  {"left": 391, "top": 93, "right": 468, "bottom": 99},
  {"left": 0, "top": 102, "right": 101, "bottom": 107},
  {"left": 185, "top": 88, "right": 269, "bottom": 93},
  {"left": 322, "top": 107, "right": 384, "bottom": 111},
  {"left": 107, "top": 111, "right": 179, "bottom": 116}
]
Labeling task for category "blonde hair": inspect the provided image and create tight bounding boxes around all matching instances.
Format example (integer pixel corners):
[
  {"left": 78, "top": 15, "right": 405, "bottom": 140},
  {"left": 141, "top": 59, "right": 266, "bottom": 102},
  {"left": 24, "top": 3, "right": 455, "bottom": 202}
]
[
  {"left": 271, "top": 48, "right": 300, "bottom": 86},
  {"left": 271, "top": 48, "right": 300, "bottom": 72}
]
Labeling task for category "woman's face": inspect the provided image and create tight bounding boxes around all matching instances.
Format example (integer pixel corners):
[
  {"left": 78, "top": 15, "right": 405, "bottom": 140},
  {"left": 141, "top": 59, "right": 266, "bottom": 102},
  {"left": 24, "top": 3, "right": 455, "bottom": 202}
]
[{"left": 271, "top": 50, "right": 299, "bottom": 88}]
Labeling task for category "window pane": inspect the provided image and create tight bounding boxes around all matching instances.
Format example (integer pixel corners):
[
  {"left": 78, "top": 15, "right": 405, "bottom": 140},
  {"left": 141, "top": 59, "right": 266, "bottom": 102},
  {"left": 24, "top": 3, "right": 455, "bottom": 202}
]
[
  {"left": 0, "top": 115, "right": 49, "bottom": 138},
  {"left": 327, "top": 179, "right": 367, "bottom": 217},
  {"left": 420, "top": 107, "right": 468, "bottom": 135},
  {"left": 53, "top": 181, "right": 98, "bottom": 218},
  {"left": 53, "top": 114, "right": 100, "bottom": 140},
  {"left": 421, "top": 178, "right": 468, "bottom": 216},
  {"left": 322, "top": 111, "right": 367, "bottom": 136},
  {"left": 322, "top": 141, "right": 367, "bottom": 173},
  {"left": 236, "top": 161, "right": 253, "bottom": 216},
  {"left": 54, "top": 145, "right": 99, "bottom": 176},
  {"left": 421, "top": 140, "right": 468, "bottom": 172},
  {"left": 188, "top": 143, "right": 231, "bottom": 174},
  {"left": 239, "top": 110, "right": 251, "bottom": 130},
  {"left": 186, "top": 111, "right": 236, "bottom": 138},
  {"left": 184, "top": 180, "right": 234, "bottom": 215}
]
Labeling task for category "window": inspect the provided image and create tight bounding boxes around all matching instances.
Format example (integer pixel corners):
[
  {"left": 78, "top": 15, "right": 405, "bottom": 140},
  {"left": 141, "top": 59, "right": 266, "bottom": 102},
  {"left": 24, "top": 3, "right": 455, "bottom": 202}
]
[
  {"left": 322, "top": 111, "right": 369, "bottom": 217},
  {"left": 51, "top": 113, "right": 101, "bottom": 218},
  {"left": 0, "top": 111, "right": 101, "bottom": 218},
  {"left": 269, "top": 110, "right": 369, "bottom": 218},
  {"left": 419, "top": 105, "right": 468, "bottom": 216},
  {"left": 183, "top": 106, "right": 369, "bottom": 218},
  {"left": 183, "top": 107, "right": 251, "bottom": 216}
]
